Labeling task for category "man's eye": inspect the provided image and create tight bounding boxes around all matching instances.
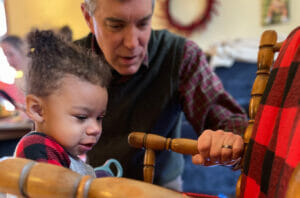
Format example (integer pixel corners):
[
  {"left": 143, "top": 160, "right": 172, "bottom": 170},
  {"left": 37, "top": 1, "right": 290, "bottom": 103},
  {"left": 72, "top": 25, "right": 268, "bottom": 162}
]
[
  {"left": 108, "top": 24, "right": 123, "bottom": 31},
  {"left": 110, "top": 25, "right": 121, "bottom": 29},
  {"left": 138, "top": 21, "right": 150, "bottom": 29}
]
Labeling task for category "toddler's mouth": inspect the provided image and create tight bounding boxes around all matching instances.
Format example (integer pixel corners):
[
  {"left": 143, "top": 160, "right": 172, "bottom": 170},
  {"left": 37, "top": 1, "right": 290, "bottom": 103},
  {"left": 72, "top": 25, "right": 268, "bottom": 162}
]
[{"left": 79, "top": 143, "right": 94, "bottom": 152}]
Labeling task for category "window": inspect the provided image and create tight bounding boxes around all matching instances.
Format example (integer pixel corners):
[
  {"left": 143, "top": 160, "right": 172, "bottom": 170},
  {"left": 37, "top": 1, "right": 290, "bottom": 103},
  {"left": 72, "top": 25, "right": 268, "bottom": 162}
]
[{"left": 0, "top": 0, "right": 15, "bottom": 84}]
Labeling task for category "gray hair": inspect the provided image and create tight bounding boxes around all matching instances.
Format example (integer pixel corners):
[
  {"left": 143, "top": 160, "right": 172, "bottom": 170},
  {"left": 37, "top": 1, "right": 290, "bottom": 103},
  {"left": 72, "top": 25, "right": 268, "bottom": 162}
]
[{"left": 84, "top": 0, "right": 155, "bottom": 15}]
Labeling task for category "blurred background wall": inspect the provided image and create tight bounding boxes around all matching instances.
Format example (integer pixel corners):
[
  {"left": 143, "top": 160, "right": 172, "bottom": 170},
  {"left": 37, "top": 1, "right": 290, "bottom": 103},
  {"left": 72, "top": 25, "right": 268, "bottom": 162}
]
[
  {"left": 5, "top": 0, "right": 88, "bottom": 40},
  {"left": 4, "top": 0, "right": 300, "bottom": 50},
  {"left": 154, "top": 0, "right": 300, "bottom": 50}
]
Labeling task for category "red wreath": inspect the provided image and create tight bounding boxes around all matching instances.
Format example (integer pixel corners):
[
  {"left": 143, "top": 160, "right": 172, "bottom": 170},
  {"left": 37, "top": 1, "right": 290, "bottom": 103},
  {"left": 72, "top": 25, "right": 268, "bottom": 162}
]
[{"left": 164, "top": 0, "right": 219, "bottom": 35}]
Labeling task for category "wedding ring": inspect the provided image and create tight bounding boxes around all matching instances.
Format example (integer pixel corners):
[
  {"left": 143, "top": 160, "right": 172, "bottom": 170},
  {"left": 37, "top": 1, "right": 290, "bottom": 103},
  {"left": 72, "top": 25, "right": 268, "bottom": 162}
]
[{"left": 221, "top": 144, "right": 233, "bottom": 149}]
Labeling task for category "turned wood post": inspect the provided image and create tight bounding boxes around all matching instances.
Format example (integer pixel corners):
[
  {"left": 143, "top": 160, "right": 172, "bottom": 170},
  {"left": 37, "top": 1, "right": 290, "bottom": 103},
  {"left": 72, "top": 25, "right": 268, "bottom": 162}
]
[
  {"left": 0, "top": 158, "right": 193, "bottom": 198},
  {"left": 128, "top": 132, "right": 198, "bottom": 183},
  {"left": 286, "top": 164, "right": 300, "bottom": 198},
  {"left": 143, "top": 149, "right": 155, "bottom": 183},
  {"left": 235, "top": 30, "right": 282, "bottom": 197}
]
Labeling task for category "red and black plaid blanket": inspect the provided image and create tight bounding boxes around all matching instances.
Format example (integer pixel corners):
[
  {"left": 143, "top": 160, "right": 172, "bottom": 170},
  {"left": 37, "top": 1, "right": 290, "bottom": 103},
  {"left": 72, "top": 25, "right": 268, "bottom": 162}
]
[{"left": 240, "top": 27, "right": 300, "bottom": 198}]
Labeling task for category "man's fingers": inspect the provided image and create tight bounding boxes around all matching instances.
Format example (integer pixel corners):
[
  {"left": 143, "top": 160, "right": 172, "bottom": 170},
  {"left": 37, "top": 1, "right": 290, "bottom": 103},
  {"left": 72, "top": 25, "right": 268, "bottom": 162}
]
[
  {"left": 197, "top": 130, "right": 212, "bottom": 160},
  {"left": 192, "top": 154, "right": 205, "bottom": 165},
  {"left": 221, "top": 146, "right": 233, "bottom": 163},
  {"left": 196, "top": 130, "right": 244, "bottom": 165},
  {"left": 209, "top": 130, "right": 224, "bottom": 162},
  {"left": 232, "top": 136, "right": 244, "bottom": 160},
  {"left": 221, "top": 132, "right": 235, "bottom": 163}
]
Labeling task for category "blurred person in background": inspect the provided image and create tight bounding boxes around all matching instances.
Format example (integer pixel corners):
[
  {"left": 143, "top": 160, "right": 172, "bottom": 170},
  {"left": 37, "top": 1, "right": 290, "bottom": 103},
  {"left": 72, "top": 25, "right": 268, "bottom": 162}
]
[{"left": 0, "top": 35, "right": 29, "bottom": 109}]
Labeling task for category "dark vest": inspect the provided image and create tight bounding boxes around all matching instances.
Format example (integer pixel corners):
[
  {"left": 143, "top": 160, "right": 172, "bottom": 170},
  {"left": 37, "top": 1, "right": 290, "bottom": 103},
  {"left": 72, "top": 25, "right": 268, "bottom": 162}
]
[{"left": 75, "top": 30, "right": 186, "bottom": 184}]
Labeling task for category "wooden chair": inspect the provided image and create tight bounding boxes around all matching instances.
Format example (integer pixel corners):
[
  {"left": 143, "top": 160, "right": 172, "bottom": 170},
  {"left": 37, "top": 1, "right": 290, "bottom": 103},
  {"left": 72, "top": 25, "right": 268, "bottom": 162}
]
[
  {"left": 128, "top": 29, "right": 300, "bottom": 197},
  {"left": 128, "top": 29, "right": 282, "bottom": 184},
  {"left": 0, "top": 157, "right": 196, "bottom": 198},
  {"left": 0, "top": 30, "right": 298, "bottom": 198}
]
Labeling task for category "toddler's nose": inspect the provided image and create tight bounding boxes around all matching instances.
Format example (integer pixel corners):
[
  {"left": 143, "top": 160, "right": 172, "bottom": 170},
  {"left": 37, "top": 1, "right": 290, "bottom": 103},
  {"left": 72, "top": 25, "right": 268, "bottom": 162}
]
[{"left": 86, "top": 121, "right": 102, "bottom": 136}]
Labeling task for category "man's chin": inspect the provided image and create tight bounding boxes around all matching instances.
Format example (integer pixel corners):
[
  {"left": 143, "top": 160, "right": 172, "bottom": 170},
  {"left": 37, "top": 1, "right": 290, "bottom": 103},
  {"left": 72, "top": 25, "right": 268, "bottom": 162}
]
[{"left": 114, "top": 65, "right": 140, "bottom": 76}]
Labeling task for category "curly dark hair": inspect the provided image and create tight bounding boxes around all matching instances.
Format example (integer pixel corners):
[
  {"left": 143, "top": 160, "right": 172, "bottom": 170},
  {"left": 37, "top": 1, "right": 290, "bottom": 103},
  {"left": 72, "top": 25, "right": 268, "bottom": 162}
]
[
  {"left": 26, "top": 29, "right": 111, "bottom": 97},
  {"left": 58, "top": 25, "right": 73, "bottom": 42}
]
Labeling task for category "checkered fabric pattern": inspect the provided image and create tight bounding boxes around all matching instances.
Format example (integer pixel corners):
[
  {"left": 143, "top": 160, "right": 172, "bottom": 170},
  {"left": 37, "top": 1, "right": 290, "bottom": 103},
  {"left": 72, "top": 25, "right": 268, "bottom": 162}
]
[
  {"left": 240, "top": 27, "right": 300, "bottom": 198},
  {"left": 179, "top": 40, "right": 248, "bottom": 135},
  {"left": 15, "top": 132, "right": 70, "bottom": 167}
]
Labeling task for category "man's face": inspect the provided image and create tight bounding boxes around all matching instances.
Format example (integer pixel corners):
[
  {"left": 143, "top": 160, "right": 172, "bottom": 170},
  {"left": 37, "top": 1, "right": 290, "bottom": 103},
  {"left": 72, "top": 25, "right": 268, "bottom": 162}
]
[{"left": 83, "top": 0, "right": 153, "bottom": 75}]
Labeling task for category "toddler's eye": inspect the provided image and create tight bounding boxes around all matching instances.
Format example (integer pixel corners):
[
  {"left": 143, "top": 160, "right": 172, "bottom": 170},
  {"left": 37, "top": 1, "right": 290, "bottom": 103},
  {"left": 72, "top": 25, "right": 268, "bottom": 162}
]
[
  {"left": 75, "top": 115, "right": 87, "bottom": 121},
  {"left": 96, "top": 115, "right": 105, "bottom": 121}
]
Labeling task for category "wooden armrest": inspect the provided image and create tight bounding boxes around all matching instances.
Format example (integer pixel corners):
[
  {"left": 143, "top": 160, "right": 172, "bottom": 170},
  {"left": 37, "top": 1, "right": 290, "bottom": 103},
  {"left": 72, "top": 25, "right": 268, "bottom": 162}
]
[
  {"left": 128, "top": 132, "right": 198, "bottom": 155},
  {"left": 0, "top": 157, "right": 195, "bottom": 198}
]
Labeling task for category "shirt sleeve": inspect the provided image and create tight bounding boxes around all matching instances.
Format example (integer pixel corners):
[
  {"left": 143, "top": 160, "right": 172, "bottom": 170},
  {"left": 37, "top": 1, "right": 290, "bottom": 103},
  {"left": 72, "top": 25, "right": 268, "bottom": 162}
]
[
  {"left": 15, "top": 133, "right": 70, "bottom": 167},
  {"left": 178, "top": 40, "right": 248, "bottom": 135}
]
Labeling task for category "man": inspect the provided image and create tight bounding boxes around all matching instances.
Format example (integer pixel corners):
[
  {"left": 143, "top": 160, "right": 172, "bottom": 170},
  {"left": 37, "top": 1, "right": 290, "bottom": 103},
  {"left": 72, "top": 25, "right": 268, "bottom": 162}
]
[{"left": 76, "top": 0, "right": 248, "bottom": 191}]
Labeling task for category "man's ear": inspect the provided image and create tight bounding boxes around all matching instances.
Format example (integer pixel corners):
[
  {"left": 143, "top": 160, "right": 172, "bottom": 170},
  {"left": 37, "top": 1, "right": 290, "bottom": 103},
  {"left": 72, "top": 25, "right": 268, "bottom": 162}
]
[
  {"left": 26, "top": 94, "right": 44, "bottom": 123},
  {"left": 81, "top": 3, "right": 95, "bottom": 34}
]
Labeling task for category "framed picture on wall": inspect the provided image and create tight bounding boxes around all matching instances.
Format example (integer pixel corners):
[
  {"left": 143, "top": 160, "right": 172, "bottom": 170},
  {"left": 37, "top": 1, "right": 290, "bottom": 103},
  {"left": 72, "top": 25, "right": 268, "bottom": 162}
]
[{"left": 262, "top": 0, "right": 290, "bottom": 26}]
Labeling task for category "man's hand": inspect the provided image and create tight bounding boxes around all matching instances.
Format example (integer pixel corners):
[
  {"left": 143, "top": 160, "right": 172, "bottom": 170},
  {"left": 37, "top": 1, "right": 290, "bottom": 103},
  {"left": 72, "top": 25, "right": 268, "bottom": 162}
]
[{"left": 192, "top": 129, "right": 244, "bottom": 165}]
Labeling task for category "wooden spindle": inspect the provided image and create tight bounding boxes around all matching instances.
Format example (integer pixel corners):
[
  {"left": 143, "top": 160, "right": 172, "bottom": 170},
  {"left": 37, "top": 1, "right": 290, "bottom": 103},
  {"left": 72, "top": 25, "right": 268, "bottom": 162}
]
[
  {"left": 0, "top": 158, "right": 193, "bottom": 198},
  {"left": 128, "top": 132, "right": 198, "bottom": 155},
  {"left": 143, "top": 149, "right": 155, "bottom": 183},
  {"left": 286, "top": 164, "right": 300, "bottom": 198},
  {"left": 236, "top": 30, "right": 282, "bottom": 197},
  {"left": 128, "top": 132, "right": 199, "bottom": 183},
  {"left": 0, "top": 158, "right": 80, "bottom": 197}
]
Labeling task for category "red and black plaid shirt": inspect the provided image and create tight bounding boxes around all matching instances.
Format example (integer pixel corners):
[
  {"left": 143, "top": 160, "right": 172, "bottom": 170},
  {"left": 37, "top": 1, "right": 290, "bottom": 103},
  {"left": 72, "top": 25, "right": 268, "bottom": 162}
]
[
  {"left": 15, "top": 132, "right": 70, "bottom": 168},
  {"left": 241, "top": 27, "right": 300, "bottom": 198},
  {"left": 179, "top": 40, "right": 247, "bottom": 134}
]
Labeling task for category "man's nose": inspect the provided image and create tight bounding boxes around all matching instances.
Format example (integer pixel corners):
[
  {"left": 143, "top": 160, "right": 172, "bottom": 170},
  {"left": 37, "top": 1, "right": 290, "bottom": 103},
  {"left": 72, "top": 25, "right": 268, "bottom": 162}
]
[{"left": 123, "top": 26, "right": 139, "bottom": 50}]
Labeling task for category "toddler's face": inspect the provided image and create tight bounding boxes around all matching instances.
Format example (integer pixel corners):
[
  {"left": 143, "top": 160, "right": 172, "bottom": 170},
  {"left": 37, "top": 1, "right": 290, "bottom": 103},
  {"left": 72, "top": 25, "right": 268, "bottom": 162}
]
[{"left": 38, "top": 75, "right": 108, "bottom": 157}]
